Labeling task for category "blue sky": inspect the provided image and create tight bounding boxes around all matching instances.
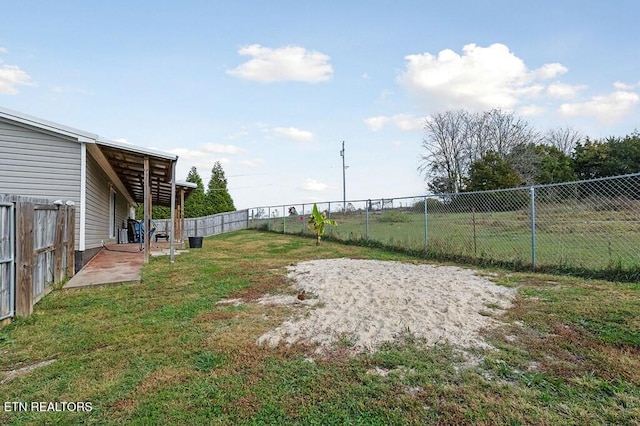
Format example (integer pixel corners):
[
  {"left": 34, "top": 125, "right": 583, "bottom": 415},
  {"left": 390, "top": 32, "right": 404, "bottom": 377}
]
[{"left": 1, "top": 1, "right": 638, "bottom": 209}]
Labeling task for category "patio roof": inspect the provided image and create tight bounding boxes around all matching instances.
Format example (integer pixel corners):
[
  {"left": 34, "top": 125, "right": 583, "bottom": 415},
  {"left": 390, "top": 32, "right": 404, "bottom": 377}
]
[{"left": 96, "top": 139, "right": 196, "bottom": 207}]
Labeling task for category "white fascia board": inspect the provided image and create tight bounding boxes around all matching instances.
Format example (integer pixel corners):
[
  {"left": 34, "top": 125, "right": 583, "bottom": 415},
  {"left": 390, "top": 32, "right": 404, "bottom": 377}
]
[
  {"left": 176, "top": 181, "right": 198, "bottom": 189},
  {"left": 96, "top": 136, "right": 178, "bottom": 161},
  {"left": 0, "top": 106, "right": 98, "bottom": 142}
]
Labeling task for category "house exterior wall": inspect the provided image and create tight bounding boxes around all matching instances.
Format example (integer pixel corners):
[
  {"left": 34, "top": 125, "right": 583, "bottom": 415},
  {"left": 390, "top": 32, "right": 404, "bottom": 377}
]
[
  {"left": 0, "top": 118, "right": 82, "bottom": 247},
  {"left": 85, "top": 152, "right": 129, "bottom": 250}
]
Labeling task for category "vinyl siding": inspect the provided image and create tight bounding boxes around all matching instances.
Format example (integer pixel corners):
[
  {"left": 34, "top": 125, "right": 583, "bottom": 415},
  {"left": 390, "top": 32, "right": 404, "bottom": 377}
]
[
  {"left": 85, "top": 153, "right": 129, "bottom": 250},
  {"left": 0, "top": 119, "right": 82, "bottom": 248}
]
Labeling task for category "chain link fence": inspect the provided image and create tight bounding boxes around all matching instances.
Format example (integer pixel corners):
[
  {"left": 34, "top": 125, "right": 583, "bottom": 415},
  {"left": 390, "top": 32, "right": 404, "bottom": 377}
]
[{"left": 248, "top": 173, "right": 640, "bottom": 279}]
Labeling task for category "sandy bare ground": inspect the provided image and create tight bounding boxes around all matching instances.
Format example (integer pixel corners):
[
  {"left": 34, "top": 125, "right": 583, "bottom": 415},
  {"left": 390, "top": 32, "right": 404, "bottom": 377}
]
[{"left": 255, "top": 258, "right": 516, "bottom": 353}]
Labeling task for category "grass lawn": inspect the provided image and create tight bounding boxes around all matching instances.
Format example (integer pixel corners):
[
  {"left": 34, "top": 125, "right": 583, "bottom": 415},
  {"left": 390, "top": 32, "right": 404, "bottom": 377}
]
[
  {"left": 257, "top": 206, "right": 640, "bottom": 278},
  {"left": 1, "top": 229, "right": 639, "bottom": 424}
]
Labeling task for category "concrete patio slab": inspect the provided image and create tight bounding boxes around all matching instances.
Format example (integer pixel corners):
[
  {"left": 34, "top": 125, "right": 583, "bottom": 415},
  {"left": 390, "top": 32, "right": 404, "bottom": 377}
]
[
  {"left": 64, "top": 241, "right": 188, "bottom": 289},
  {"left": 64, "top": 244, "right": 143, "bottom": 288}
]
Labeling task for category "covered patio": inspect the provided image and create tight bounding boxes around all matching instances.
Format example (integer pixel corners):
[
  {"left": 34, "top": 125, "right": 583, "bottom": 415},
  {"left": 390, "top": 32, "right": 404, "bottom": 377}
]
[
  {"left": 91, "top": 138, "right": 196, "bottom": 265},
  {"left": 65, "top": 139, "right": 196, "bottom": 288}
]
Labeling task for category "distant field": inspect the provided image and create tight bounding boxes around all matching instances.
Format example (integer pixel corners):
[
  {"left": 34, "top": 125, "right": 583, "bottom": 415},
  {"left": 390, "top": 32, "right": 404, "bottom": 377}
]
[{"left": 252, "top": 205, "right": 640, "bottom": 276}]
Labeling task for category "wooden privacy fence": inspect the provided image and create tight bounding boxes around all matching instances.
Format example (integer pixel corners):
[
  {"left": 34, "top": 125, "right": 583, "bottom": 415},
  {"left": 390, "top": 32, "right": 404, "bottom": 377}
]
[
  {"left": 0, "top": 195, "right": 75, "bottom": 322},
  {"left": 155, "top": 209, "right": 249, "bottom": 239}
]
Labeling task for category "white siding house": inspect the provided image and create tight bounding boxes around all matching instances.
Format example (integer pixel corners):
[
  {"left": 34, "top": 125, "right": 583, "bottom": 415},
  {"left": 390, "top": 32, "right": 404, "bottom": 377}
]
[{"left": 0, "top": 106, "right": 193, "bottom": 270}]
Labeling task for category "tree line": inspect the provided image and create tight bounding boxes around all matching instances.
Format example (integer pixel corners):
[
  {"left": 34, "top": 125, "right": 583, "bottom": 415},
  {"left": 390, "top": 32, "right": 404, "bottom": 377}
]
[
  {"left": 420, "top": 109, "right": 640, "bottom": 193},
  {"left": 138, "top": 161, "right": 236, "bottom": 219}
]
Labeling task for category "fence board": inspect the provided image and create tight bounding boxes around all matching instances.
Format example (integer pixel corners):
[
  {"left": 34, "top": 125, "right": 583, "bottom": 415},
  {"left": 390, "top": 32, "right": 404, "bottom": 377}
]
[
  {"left": 16, "top": 201, "right": 34, "bottom": 317},
  {"left": 54, "top": 205, "right": 65, "bottom": 283},
  {"left": 0, "top": 202, "right": 14, "bottom": 321},
  {"left": 66, "top": 206, "right": 75, "bottom": 277},
  {"left": 155, "top": 210, "right": 249, "bottom": 239}
]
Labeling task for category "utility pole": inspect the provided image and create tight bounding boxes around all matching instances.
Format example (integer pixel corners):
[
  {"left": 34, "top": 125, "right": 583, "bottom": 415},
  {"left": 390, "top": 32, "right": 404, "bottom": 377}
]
[{"left": 340, "top": 141, "right": 346, "bottom": 214}]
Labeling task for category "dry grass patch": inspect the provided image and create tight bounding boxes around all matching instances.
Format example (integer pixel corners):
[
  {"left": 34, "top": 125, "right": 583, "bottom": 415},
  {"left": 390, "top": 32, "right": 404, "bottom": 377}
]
[{"left": 1, "top": 230, "right": 638, "bottom": 425}]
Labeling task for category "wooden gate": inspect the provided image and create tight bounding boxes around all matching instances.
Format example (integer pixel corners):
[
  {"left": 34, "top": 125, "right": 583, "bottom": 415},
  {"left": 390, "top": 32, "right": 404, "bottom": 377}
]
[
  {"left": 1, "top": 195, "right": 75, "bottom": 322},
  {"left": 0, "top": 202, "right": 14, "bottom": 321}
]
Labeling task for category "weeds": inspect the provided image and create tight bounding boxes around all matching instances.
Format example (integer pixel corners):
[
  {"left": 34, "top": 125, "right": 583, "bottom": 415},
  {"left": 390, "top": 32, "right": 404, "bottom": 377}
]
[{"left": 0, "top": 230, "right": 638, "bottom": 424}]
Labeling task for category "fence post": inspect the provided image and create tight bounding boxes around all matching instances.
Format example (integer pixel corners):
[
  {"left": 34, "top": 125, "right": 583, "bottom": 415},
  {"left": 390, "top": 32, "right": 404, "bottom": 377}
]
[
  {"left": 282, "top": 206, "right": 286, "bottom": 234},
  {"left": 424, "top": 196, "right": 428, "bottom": 251},
  {"left": 54, "top": 204, "right": 65, "bottom": 283},
  {"left": 15, "top": 201, "right": 34, "bottom": 317},
  {"left": 66, "top": 206, "right": 75, "bottom": 277},
  {"left": 530, "top": 186, "right": 536, "bottom": 271},
  {"left": 365, "top": 200, "right": 369, "bottom": 239},
  {"left": 268, "top": 207, "right": 271, "bottom": 231},
  {"left": 301, "top": 204, "right": 305, "bottom": 234}
]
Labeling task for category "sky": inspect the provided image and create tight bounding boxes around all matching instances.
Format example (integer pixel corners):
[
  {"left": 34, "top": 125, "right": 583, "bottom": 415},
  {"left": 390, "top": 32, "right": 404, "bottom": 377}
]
[{"left": 1, "top": 1, "right": 639, "bottom": 209}]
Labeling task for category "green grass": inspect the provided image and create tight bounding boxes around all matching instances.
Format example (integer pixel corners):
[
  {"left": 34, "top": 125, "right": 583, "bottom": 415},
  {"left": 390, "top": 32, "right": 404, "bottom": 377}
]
[
  {"left": 1, "top": 230, "right": 639, "bottom": 424},
  {"left": 259, "top": 205, "right": 640, "bottom": 280}
]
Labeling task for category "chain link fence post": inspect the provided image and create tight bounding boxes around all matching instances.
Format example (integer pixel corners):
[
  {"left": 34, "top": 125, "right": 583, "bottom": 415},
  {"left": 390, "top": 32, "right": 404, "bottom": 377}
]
[
  {"left": 530, "top": 186, "right": 536, "bottom": 271},
  {"left": 424, "top": 196, "right": 428, "bottom": 251},
  {"left": 365, "top": 200, "right": 369, "bottom": 240}
]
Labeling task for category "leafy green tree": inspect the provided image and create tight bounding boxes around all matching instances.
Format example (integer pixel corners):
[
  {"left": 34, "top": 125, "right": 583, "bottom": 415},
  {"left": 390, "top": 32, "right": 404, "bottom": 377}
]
[
  {"left": 465, "top": 151, "right": 522, "bottom": 191},
  {"left": 535, "top": 145, "right": 576, "bottom": 184},
  {"left": 134, "top": 205, "right": 170, "bottom": 220},
  {"left": 205, "top": 161, "right": 235, "bottom": 215},
  {"left": 184, "top": 166, "right": 207, "bottom": 218},
  {"left": 573, "top": 133, "right": 640, "bottom": 179},
  {"left": 508, "top": 143, "right": 576, "bottom": 185},
  {"left": 573, "top": 138, "right": 612, "bottom": 179},
  {"left": 607, "top": 133, "right": 640, "bottom": 175}
]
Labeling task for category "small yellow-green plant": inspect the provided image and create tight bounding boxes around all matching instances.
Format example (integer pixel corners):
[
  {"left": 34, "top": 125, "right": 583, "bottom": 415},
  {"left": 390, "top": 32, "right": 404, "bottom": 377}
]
[{"left": 307, "top": 203, "right": 337, "bottom": 245}]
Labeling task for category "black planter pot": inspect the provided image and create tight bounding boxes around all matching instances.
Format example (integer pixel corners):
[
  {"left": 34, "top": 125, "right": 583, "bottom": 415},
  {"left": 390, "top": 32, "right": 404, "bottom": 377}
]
[{"left": 188, "top": 236, "right": 203, "bottom": 249}]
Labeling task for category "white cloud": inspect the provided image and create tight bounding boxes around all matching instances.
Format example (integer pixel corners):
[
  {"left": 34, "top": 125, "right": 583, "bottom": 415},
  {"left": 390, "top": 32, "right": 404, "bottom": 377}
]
[
  {"left": 272, "top": 126, "right": 314, "bottom": 142},
  {"left": 363, "top": 116, "right": 389, "bottom": 131},
  {"left": 614, "top": 81, "right": 640, "bottom": 90},
  {"left": 227, "top": 44, "right": 333, "bottom": 83},
  {"left": 202, "top": 143, "right": 245, "bottom": 154},
  {"left": 227, "top": 130, "right": 249, "bottom": 139},
  {"left": 0, "top": 47, "right": 34, "bottom": 94},
  {"left": 531, "top": 63, "right": 568, "bottom": 80},
  {"left": 398, "top": 43, "right": 567, "bottom": 111},
  {"left": 517, "top": 104, "right": 546, "bottom": 117},
  {"left": 166, "top": 147, "right": 208, "bottom": 161},
  {"left": 364, "top": 114, "right": 423, "bottom": 132},
  {"left": 547, "top": 82, "right": 586, "bottom": 99},
  {"left": 302, "top": 178, "right": 328, "bottom": 192},
  {"left": 0, "top": 62, "right": 34, "bottom": 94},
  {"left": 241, "top": 159, "right": 265, "bottom": 167},
  {"left": 393, "top": 114, "right": 424, "bottom": 131},
  {"left": 559, "top": 91, "right": 639, "bottom": 123}
]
